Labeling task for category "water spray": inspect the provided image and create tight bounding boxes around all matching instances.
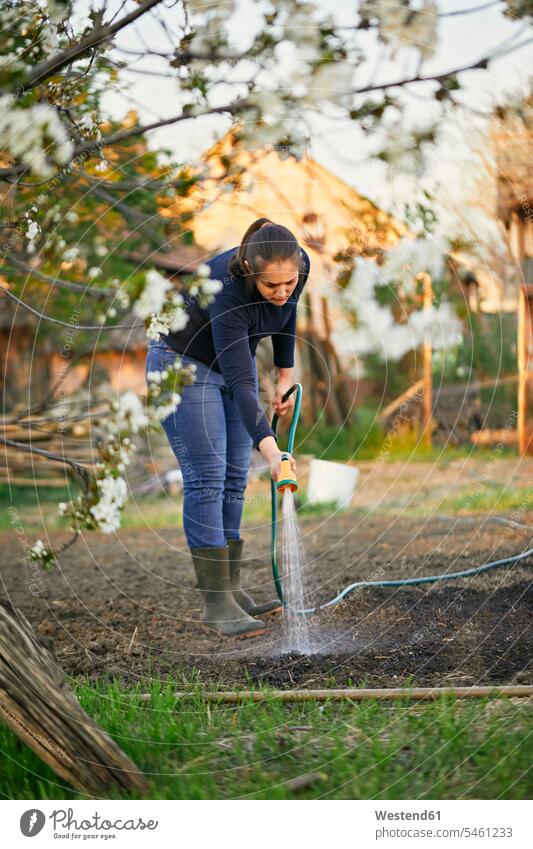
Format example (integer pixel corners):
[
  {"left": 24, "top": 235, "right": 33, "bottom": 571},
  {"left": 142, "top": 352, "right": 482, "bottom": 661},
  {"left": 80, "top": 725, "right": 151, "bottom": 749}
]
[
  {"left": 270, "top": 383, "right": 533, "bottom": 615},
  {"left": 270, "top": 383, "right": 302, "bottom": 603}
]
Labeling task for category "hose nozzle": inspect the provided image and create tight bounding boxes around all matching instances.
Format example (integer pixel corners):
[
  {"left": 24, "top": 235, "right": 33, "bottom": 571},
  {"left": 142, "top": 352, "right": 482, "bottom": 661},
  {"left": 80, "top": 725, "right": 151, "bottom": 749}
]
[{"left": 277, "top": 452, "right": 298, "bottom": 493}]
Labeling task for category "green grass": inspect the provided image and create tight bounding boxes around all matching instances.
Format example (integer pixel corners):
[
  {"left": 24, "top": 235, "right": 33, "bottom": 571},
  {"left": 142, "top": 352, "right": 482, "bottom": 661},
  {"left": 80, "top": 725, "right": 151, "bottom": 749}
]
[
  {"left": 0, "top": 427, "right": 523, "bottom": 536},
  {"left": 0, "top": 483, "right": 81, "bottom": 531},
  {"left": 438, "top": 484, "right": 533, "bottom": 515},
  {"left": 1, "top": 679, "right": 531, "bottom": 800},
  {"left": 0, "top": 483, "right": 359, "bottom": 534},
  {"left": 295, "top": 410, "right": 517, "bottom": 464}
]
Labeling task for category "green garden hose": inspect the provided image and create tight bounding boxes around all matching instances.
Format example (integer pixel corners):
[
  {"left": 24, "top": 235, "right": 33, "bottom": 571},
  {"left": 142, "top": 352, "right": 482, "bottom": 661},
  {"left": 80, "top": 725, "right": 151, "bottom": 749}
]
[
  {"left": 270, "top": 383, "right": 533, "bottom": 614},
  {"left": 270, "top": 382, "right": 302, "bottom": 602}
]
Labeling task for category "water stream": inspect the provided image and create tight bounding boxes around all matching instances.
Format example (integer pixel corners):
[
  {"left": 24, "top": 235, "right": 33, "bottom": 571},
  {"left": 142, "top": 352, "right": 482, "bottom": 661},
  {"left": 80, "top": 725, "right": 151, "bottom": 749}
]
[{"left": 280, "top": 489, "right": 312, "bottom": 653}]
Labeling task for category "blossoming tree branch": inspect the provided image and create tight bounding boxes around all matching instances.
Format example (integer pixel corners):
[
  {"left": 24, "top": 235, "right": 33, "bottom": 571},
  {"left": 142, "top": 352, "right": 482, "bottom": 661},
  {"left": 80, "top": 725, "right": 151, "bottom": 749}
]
[{"left": 0, "top": 0, "right": 531, "bottom": 566}]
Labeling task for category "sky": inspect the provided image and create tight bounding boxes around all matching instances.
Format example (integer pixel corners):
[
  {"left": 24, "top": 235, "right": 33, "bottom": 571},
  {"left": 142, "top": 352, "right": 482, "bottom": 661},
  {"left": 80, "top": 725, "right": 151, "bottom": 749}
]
[{"left": 76, "top": 1, "right": 533, "bottom": 232}]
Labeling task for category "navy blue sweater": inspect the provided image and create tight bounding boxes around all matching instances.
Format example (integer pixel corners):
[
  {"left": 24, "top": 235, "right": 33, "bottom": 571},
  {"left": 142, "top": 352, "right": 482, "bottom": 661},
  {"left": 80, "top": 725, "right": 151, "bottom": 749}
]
[{"left": 164, "top": 244, "right": 311, "bottom": 449}]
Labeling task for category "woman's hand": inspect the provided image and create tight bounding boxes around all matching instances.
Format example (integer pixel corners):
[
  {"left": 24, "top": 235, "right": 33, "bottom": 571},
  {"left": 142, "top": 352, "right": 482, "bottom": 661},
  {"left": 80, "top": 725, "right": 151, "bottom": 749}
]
[
  {"left": 269, "top": 450, "right": 297, "bottom": 482},
  {"left": 258, "top": 436, "right": 297, "bottom": 481},
  {"left": 272, "top": 369, "right": 295, "bottom": 417}
]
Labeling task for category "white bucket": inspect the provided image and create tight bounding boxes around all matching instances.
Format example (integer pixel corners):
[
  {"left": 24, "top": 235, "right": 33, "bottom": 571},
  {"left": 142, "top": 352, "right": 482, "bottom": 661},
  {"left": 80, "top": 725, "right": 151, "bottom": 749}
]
[{"left": 306, "top": 459, "right": 359, "bottom": 510}]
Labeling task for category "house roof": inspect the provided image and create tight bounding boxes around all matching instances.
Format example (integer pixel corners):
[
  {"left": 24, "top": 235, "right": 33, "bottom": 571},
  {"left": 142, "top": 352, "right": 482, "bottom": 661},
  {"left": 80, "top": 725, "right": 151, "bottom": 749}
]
[
  {"left": 126, "top": 242, "right": 207, "bottom": 274},
  {"left": 164, "top": 128, "right": 408, "bottom": 336},
  {"left": 176, "top": 129, "right": 407, "bottom": 271}
]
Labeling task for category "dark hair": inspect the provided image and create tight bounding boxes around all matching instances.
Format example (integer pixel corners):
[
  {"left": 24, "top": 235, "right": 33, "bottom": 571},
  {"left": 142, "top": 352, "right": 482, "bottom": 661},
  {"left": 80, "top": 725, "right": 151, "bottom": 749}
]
[{"left": 228, "top": 217, "right": 306, "bottom": 292}]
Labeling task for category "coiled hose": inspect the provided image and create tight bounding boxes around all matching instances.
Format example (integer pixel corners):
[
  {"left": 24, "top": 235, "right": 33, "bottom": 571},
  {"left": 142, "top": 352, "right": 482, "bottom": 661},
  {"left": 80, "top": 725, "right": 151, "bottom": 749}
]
[{"left": 270, "top": 384, "right": 533, "bottom": 615}]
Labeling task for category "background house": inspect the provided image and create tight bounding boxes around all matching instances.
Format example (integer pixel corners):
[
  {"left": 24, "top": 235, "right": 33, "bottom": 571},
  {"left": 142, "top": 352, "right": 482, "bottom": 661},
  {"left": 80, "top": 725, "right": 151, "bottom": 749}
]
[{"left": 0, "top": 244, "right": 206, "bottom": 406}]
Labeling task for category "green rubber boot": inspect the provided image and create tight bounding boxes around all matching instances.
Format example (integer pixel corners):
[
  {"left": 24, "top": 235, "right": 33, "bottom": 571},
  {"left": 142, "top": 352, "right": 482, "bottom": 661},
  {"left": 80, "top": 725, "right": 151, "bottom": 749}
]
[
  {"left": 227, "top": 538, "right": 282, "bottom": 617},
  {"left": 190, "top": 546, "right": 266, "bottom": 637}
]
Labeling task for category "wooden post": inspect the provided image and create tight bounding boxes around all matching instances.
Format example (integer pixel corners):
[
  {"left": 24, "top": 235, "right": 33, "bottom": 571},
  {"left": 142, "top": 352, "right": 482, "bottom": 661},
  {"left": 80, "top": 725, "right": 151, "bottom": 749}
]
[
  {"left": 422, "top": 273, "right": 433, "bottom": 447},
  {"left": 517, "top": 283, "right": 527, "bottom": 455}
]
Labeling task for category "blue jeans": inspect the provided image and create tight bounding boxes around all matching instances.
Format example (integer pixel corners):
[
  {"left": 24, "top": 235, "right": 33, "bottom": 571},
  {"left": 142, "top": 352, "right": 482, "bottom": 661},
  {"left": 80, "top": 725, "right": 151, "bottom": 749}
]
[{"left": 145, "top": 342, "right": 256, "bottom": 548}]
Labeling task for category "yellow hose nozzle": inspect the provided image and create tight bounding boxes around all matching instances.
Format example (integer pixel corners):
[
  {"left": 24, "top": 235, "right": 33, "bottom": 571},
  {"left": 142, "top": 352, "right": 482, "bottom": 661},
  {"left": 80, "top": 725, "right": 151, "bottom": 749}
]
[{"left": 277, "top": 453, "right": 298, "bottom": 493}]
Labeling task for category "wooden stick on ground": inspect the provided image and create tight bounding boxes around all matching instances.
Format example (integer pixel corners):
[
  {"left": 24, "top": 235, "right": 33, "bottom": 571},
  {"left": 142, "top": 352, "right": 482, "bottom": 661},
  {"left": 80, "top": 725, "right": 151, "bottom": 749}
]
[{"left": 172, "top": 685, "right": 533, "bottom": 703}]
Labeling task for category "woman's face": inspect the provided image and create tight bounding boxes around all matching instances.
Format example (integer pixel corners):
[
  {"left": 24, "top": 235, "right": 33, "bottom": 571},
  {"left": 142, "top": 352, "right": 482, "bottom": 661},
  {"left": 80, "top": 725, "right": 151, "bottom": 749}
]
[{"left": 254, "top": 259, "right": 299, "bottom": 306}]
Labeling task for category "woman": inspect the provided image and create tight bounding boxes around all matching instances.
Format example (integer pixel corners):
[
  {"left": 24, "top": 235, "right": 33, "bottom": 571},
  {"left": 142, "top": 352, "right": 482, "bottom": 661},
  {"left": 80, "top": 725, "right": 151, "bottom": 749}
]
[{"left": 145, "top": 218, "right": 311, "bottom": 636}]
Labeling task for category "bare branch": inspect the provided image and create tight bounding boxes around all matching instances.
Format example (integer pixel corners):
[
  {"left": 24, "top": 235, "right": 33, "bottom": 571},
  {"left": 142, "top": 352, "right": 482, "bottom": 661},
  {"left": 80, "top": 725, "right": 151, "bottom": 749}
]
[
  {"left": 18, "top": 0, "right": 166, "bottom": 92},
  {"left": 2, "top": 254, "right": 115, "bottom": 298},
  {"left": 55, "top": 530, "right": 82, "bottom": 557},
  {"left": 15, "top": 340, "right": 106, "bottom": 420},
  {"left": 439, "top": 0, "right": 502, "bottom": 17},
  {"left": 0, "top": 287, "right": 143, "bottom": 331},
  {"left": 0, "top": 103, "right": 237, "bottom": 181},
  {"left": 0, "top": 436, "right": 92, "bottom": 490},
  {"left": 76, "top": 103, "right": 239, "bottom": 158},
  {"left": 74, "top": 171, "right": 172, "bottom": 191},
  {"left": 1, "top": 13, "right": 529, "bottom": 184},
  {"left": 82, "top": 182, "right": 162, "bottom": 241},
  {"left": 352, "top": 39, "right": 533, "bottom": 96}
]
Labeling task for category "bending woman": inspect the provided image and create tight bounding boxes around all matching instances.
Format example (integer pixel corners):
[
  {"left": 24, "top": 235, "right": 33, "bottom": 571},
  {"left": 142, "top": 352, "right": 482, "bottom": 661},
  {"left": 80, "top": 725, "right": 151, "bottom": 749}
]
[{"left": 145, "top": 218, "right": 311, "bottom": 636}]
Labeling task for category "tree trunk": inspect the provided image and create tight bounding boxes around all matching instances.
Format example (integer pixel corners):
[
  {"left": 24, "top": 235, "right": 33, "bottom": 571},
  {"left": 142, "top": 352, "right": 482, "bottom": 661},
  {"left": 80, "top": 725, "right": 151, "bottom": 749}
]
[{"left": 0, "top": 600, "right": 147, "bottom": 796}]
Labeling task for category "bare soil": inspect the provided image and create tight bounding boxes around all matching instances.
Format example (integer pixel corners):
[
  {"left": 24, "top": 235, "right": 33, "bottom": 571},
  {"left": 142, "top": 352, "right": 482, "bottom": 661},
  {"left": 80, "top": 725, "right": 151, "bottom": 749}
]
[{"left": 2, "top": 510, "right": 531, "bottom": 690}]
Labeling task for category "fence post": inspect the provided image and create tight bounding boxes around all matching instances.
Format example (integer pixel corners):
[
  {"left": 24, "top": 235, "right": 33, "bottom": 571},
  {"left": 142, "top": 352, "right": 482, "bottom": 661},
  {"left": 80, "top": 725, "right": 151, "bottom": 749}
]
[{"left": 422, "top": 273, "right": 433, "bottom": 447}]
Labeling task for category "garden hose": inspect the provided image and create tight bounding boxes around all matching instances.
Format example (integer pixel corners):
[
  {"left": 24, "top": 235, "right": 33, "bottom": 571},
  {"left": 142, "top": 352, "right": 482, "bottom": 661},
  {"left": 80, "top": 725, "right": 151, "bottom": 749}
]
[
  {"left": 269, "top": 383, "right": 533, "bottom": 614},
  {"left": 270, "top": 382, "right": 302, "bottom": 601}
]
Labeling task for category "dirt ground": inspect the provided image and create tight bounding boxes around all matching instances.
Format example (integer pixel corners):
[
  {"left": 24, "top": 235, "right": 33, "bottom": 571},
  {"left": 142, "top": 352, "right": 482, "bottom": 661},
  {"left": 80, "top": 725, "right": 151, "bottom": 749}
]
[{"left": 2, "top": 507, "right": 531, "bottom": 690}]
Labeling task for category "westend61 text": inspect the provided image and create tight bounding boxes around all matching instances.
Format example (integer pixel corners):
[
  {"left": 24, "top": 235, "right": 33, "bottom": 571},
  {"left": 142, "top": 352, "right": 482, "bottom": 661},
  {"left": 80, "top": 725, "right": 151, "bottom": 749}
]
[{"left": 375, "top": 810, "right": 441, "bottom": 821}]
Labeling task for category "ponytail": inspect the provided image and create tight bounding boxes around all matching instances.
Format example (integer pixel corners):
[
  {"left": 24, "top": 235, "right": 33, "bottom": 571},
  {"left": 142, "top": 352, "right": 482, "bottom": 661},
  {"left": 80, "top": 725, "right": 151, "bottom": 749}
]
[{"left": 228, "top": 217, "right": 305, "bottom": 291}]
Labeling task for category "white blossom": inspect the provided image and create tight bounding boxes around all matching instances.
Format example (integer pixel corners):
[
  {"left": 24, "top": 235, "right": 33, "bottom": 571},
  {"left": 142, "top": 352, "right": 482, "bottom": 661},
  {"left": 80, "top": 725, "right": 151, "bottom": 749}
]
[
  {"left": 184, "top": 0, "right": 236, "bottom": 39},
  {"left": 79, "top": 112, "right": 102, "bottom": 140},
  {"left": 187, "top": 0, "right": 234, "bottom": 12},
  {"left": 45, "top": 1, "right": 70, "bottom": 23},
  {"left": 134, "top": 269, "right": 172, "bottom": 319},
  {"left": 284, "top": 10, "right": 322, "bottom": 64},
  {"left": 332, "top": 241, "right": 462, "bottom": 363},
  {"left": 63, "top": 246, "right": 80, "bottom": 262},
  {"left": 26, "top": 220, "right": 40, "bottom": 240},
  {"left": 31, "top": 539, "right": 47, "bottom": 558},
  {"left": 89, "top": 474, "right": 128, "bottom": 534},
  {"left": 361, "top": 0, "right": 438, "bottom": 60},
  {"left": 114, "top": 390, "right": 149, "bottom": 433},
  {"left": 382, "top": 237, "right": 446, "bottom": 290},
  {"left": 169, "top": 295, "right": 188, "bottom": 331},
  {"left": 146, "top": 316, "right": 166, "bottom": 339},
  {"left": 116, "top": 289, "right": 130, "bottom": 309},
  {"left": 302, "top": 61, "right": 353, "bottom": 107},
  {"left": 151, "top": 393, "right": 182, "bottom": 422},
  {"left": 0, "top": 95, "right": 73, "bottom": 177},
  {"left": 199, "top": 277, "right": 223, "bottom": 296}
]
